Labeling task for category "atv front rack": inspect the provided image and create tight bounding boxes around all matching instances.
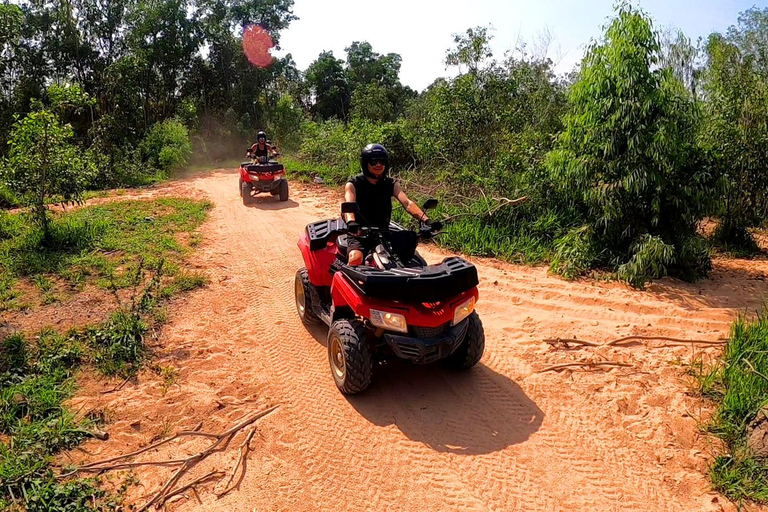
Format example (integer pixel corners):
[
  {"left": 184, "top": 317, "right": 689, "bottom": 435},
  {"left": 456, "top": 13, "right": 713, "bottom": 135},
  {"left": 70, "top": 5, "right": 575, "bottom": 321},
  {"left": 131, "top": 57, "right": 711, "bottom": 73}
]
[{"left": 242, "top": 162, "right": 284, "bottom": 173}]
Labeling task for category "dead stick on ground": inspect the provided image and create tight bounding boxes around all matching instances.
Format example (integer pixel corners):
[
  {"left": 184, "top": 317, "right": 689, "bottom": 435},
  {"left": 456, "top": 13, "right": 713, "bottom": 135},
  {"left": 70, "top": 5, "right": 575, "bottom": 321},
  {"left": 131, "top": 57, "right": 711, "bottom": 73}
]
[
  {"left": 544, "top": 338, "right": 601, "bottom": 347},
  {"left": 537, "top": 361, "right": 634, "bottom": 373},
  {"left": 545, "top": 335, "right": 726, "bottom": 349},
  {"left": 605, "top": 335, "right": 727, "bottom": 347},
  {"left": 136, "top": 406, "right": 278, "bottom": 511},
  {"left": 62, "top": 406, "right": 277, "bottom": 509},
  {"left": 100, "top": 376, "right": 130, "bottom": 395},
  {"left": 217, "top": 425, "right": 258, "bottom": 498},
  {"left": 160, "top": 470, "right": 224, "bottom": 506}
]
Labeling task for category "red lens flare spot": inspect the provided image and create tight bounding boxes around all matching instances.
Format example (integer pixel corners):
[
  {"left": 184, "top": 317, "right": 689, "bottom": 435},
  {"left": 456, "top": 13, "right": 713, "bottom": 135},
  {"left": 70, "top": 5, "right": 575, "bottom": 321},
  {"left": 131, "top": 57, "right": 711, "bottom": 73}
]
[{"left": 242, "top": 25, "right": 274, "bottom": 68}]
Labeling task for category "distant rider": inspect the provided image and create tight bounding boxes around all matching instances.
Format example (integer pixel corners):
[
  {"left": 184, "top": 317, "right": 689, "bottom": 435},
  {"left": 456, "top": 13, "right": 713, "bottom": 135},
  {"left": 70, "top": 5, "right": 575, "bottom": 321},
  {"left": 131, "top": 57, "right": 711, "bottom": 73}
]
[
  {"left": 344, "top": 144, "right": 436, "bottom": 266},
  {"left": 247, "top": 131, "right": 272, "bottom": 163}
]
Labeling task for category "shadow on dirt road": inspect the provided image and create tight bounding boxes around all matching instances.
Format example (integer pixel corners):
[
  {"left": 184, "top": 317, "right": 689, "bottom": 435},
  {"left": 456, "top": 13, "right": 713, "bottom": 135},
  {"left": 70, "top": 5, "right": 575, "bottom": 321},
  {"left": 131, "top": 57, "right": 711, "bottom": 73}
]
[
  {"left": 347, "top": 362, "right": 543, "bottom": 455},
  {"left": 304, "top": 324, "right": 542, "bottom": 455},
  {"left": 244, "top": 197, "right": 299, "bottom": 210}
]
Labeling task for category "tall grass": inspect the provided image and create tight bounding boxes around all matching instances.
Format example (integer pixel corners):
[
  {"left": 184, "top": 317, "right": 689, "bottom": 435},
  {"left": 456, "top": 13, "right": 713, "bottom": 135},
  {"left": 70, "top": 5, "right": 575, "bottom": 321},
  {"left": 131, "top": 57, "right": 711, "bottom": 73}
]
[{"left": 697, "top": 309, "right": 768, "bottom": 503}]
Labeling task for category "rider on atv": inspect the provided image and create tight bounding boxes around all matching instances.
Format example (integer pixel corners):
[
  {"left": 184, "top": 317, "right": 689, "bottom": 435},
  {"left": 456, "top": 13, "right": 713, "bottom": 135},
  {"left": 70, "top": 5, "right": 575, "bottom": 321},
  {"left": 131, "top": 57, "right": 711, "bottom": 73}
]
[
  {"left": 247, "top": 131, "right": 273, "bottom": 163},
  {"left": 344, "top": 144, "right": 438, "bottom": 266}
]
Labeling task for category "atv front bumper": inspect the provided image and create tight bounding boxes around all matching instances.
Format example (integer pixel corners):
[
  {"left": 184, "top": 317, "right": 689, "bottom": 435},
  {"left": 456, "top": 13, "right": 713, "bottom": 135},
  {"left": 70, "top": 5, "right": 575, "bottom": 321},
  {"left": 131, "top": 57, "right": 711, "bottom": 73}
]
[
  {"left": 248, "top": 178, "right": 284, "bottom": 193},
  {"left": 382, "top": 319, "right": 470, "bottom": 364}
]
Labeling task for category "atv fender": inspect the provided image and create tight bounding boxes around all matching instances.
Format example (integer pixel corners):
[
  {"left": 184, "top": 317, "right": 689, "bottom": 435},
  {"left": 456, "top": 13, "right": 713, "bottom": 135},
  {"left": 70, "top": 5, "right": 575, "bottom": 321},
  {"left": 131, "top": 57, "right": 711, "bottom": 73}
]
[{"left": 298, "top": 232, "right": 336, "bottom": 287}]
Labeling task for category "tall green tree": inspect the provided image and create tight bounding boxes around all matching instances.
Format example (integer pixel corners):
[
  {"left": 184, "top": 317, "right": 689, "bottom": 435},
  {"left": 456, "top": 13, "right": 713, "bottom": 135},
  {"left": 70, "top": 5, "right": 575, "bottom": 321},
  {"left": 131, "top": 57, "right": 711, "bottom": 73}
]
[
  {"left": 305, "top": 51, "right": 350, "bottom": 121},
  {"left": 547, "top": 3, "right": 709, "bottom": 286},
  {"left": 701, "top": 32, "right": 768, "bottom": 250}
]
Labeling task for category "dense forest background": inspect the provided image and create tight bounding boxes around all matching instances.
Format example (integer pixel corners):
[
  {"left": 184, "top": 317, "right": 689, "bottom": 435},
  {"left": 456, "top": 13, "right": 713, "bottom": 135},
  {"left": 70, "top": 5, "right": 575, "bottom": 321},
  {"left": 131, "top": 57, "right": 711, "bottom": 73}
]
[{"left": 2, "top": 0, "right": 768, "bottom": 286}]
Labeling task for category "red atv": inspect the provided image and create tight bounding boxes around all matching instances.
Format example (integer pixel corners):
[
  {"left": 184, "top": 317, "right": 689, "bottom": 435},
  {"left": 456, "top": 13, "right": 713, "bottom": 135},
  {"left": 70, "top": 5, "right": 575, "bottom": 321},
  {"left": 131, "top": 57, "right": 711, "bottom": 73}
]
[
  {"left": 239, "top": 152, "right": 288, "bottom": 205},
  {"left": 295, "top": 199, "right": 485, "bottom": 394}
]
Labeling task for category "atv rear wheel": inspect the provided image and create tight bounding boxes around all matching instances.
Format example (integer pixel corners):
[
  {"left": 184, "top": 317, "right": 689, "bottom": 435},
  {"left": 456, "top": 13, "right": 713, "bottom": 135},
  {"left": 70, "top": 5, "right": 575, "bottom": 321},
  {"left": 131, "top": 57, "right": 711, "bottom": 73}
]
[
  {"left": 443, "top": 312, "right": 484, "bottom": 370},
  {"left": 278, "top": 179, "right": 289, "bottom": 202},
  {"left": 328, "top": 319, "right": 372, "bottom": 394},
  {"left": 241, "top": 181, "right": 252, "bottom": 205},
  {"left": 295, "top": 268, "right": 321, "bottom": 325}
]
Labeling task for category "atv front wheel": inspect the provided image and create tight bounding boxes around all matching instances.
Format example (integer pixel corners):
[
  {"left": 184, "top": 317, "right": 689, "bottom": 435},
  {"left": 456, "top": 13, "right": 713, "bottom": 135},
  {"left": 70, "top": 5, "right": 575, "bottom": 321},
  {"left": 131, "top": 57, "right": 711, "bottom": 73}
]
[
  {"left": 443, "top": 312, "right": 484, "bottom": 370},
  {"left": 328, "top": 319, "right": 372, "bottom": 394},
  {"left": 241, "top": 181, "right": 252, "bottom": 205},
  {"left": 238, "top": 177, "right": 243, "bottom": 196},
  {"left": 278, "top": 180, "right": 289, "bottom": 202},
  {"left": 295, "top": 268, "right": 321, "bottom": 326}
]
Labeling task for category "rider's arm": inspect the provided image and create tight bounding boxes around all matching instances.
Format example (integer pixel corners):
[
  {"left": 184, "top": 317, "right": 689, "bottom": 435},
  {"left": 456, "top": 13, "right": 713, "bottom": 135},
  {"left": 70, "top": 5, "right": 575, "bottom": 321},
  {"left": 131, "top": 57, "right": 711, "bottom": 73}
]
[
  {"left": 394, "top": 183, "right": 428, "bottom": 223},
  {"left": 344, "top": 183, "right": 357, "bottom": 223}
]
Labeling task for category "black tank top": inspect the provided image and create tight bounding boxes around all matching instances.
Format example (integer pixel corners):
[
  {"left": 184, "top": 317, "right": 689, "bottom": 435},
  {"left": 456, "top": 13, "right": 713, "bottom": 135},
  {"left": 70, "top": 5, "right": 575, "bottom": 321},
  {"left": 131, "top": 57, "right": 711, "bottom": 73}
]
[
  {"left": 252, "top": 144, "right": 269, "bottom": 157},
  {"left": 348, "top": 174, "right": 395, "bottom": 229}
]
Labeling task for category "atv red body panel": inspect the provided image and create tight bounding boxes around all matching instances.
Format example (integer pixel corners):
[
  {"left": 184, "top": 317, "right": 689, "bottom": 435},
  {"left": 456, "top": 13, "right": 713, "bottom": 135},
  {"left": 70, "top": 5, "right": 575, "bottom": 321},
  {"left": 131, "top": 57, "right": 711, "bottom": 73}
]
[
  {"left": 297, "top": 227, "right": 479, "bottom": 326},
  {"left": 330, "top": 271, "right": 478, "bottom": 328},
  {"left": 239, "top": 164, "right": 285, "bottom": 183}
]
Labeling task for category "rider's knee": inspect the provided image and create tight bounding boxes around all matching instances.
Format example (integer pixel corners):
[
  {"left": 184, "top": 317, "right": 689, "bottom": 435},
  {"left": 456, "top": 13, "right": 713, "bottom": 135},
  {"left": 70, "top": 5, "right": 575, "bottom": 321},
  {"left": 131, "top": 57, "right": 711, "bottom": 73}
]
[{"left": 348, "top": 250, "right": 363, "bottom": 266}]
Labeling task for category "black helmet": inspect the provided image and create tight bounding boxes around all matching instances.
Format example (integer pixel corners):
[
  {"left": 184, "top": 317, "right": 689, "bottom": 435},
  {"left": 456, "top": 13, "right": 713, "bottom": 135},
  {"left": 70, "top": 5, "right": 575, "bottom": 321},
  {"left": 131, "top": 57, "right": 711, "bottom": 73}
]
[
  {"left": 360, "top": 143, "right": 389, "bottom": 179},
  {"left": 257, "top": 131, "right": 267, "bottom": 142}
]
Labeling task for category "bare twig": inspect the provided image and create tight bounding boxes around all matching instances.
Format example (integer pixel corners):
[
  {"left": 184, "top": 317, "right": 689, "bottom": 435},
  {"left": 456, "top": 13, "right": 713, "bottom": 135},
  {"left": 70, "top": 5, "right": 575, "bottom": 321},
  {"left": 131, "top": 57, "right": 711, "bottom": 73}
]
[
  {"left": 545, "top": 335, "right": 726, "bottom": 349},
  {"left": 544, "top": 338, "right": 601, "bottom": 348},
  {"left": 159, "top": 470, "right": 224, "bottom": 506},
  {"left": 100, "top": 376, "right": 130, "bottom": 394},
  {"left": 605, "top": 336, "right": 727, "bottom": 347},
  {"left": 217, "top": 425, "right": 258, "bottom": 498},
  {"left": 63, "top": 406, "right": 278, "bottom": 509},
  {"left": 537, "top": 361, "right": 634, "bottom": 373}
]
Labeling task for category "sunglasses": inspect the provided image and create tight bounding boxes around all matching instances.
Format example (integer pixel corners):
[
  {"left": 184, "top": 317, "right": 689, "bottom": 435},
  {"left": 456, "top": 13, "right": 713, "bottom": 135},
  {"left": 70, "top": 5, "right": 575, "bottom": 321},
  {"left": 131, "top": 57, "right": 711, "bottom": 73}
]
[{"left": 368, "top": 159, "right": 385, "bottom": 167}]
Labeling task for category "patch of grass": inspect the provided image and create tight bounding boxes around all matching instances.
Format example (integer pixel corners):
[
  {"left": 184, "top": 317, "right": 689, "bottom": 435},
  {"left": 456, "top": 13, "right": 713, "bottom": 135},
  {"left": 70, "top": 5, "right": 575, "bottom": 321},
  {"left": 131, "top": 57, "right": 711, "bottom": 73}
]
[
  {"left": 189, "top": 232, "right": 202, "bottom": 247},
  {"left": 0, "top": 275, "right": 23, "bottom": 312},
  {"left": 0, "top": 199, "right": 210, "bottom": 297},
  {"left": 160, "top": 271, "right": 207, "bottom": 298},
  {"left": 88, "top": 310, "right": 148, "bottom": 378},
  {"left": 155, "top": 365, "right": 179, "bottom": 394},
  {"left": 697, "top": 308, "right": 768, "bottom": 504},
  {"left": 0, "top": 331, "right": 127, "bottom": 511},
  {"left": 282, "top": 155, "right": 351, "bottom": 185}
]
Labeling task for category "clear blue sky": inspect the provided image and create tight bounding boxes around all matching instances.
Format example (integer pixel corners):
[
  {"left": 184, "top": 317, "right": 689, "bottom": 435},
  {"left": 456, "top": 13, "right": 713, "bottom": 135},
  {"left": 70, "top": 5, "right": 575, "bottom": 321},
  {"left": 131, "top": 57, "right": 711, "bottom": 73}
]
[{"left": 274, "top": 0, "right": 765, "bottom": 91}]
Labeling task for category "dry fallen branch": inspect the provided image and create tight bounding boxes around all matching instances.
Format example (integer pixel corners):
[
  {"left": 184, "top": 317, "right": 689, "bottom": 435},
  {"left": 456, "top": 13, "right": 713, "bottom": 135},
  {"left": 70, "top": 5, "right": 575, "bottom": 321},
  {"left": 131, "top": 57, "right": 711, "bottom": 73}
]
[
  {"left": 100, "top": 376, "right": 131, "bottom": 394},
  {"left": 159, "top": 470, "right": 224, "bottom": 506},
  {"left": 604, "top": 335, "right": 727, "bottom": 347},
  {"left": 63, "top": 405, "right": 278, "bottom": 510},
  {"left": 537, "top": 361, "right": 634, "bottom": 373},
  {"left": 545, "top": 335, "right": 726, "bottom": 349},
  {"left": 217, "top": 425, "right": 258, "bottom": 498},
  {"left": 544, "top": 338, "right": 601, "bottom": 348}
]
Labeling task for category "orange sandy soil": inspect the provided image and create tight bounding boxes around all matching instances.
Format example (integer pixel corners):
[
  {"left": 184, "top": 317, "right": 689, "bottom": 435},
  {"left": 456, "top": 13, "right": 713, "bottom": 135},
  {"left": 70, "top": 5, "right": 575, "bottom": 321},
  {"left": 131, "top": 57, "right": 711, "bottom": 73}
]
[{"left": 33, "top": 169, "right": 768, "bottom": 511}]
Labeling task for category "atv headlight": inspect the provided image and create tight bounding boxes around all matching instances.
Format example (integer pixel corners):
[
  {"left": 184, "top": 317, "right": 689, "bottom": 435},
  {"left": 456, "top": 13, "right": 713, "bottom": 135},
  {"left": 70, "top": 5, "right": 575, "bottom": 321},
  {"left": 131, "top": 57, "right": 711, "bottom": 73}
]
[
  {"left": 249, "top": 174, "right": 259, "bottom": 181},
  {"left": 370, "top": 309, "right": 408, "bottom": 333},
  {"left": 452, "top": 297, "right": 475, "bottom": 326}
]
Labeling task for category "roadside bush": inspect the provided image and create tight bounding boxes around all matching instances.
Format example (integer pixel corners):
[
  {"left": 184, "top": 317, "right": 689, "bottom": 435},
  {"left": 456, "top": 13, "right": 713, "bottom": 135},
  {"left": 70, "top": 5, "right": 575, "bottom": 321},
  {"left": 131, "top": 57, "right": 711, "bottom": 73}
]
[{"left": 138, "top": 119, "right": 192, "bottom": 173}]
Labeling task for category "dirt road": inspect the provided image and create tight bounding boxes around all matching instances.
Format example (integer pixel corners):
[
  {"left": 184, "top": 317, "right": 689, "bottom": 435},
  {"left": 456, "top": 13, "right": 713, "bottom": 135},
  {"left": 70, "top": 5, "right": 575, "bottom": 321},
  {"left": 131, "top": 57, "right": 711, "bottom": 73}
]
[{"left": 71, "top": 169, "right": 768, "bottom": 511}]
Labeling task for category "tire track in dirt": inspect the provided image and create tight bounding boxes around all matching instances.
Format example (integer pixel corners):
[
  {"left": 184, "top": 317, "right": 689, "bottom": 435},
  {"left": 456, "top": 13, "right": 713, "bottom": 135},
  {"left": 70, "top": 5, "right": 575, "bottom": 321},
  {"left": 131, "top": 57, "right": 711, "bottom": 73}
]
[{"left": 70, "top": 169, "right": 768, "bottom": 511}]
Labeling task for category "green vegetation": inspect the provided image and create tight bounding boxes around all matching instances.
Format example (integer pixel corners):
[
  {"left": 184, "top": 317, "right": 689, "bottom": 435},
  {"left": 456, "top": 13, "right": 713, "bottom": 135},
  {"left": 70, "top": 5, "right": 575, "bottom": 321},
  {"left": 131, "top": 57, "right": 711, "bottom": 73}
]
[
  {"left": 0, "top": 200, "right": 208, "bottom": 510},
  {"left": 0, "top": 199, "right": 210, "bottom": 307},
  {"left": 696, "top": 310, "right": 768, "bottom": 504},
  {"left": 292, "top": 3, "right": 768, "bottom": 289}
]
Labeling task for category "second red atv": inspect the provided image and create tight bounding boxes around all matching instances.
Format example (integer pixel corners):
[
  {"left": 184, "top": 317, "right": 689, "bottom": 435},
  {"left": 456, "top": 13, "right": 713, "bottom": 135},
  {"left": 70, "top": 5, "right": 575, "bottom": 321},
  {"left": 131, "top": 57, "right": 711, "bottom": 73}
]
[
  {"left": 239, "top": 152, "right": 288, "bottom": 204},
  {"left": 295, "top": 199, "right": 485, "bottom": 394}
]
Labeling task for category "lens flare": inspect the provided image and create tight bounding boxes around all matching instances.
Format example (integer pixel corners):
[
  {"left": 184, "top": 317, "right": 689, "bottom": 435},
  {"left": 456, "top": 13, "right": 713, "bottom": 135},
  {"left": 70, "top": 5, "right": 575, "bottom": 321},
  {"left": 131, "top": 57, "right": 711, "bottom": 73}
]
[{"left": 242, "top": 24, "right": 274, "bottom": 68}]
